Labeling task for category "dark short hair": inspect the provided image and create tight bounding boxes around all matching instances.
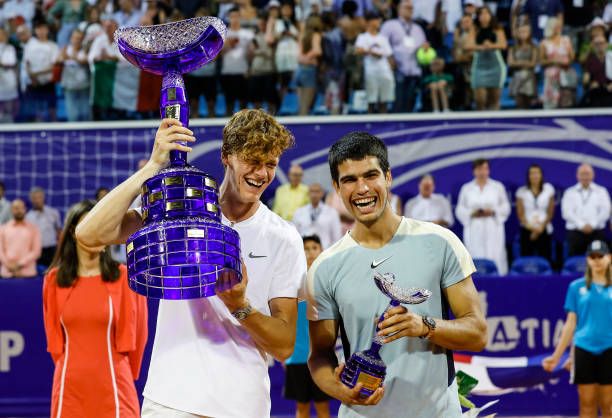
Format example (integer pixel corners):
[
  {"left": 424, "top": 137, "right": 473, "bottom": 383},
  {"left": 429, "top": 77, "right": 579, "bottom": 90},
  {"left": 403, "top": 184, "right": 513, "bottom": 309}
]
[
  {"left": 341, "top": 0, "right": 358, "bottom": 17},
  {"left": 50, "top": 200, "right": 120, "bottom": 287},
  {"left": 364, "top": 11, "right": 381, "bottom": 21},
  {"left": 303, "top": 234, "right": 322, "bottom": 246},
  {"left": 472, "top": 158, "right": 489, "bottom": 170},
  {"left": 328, "top": 131, "right": 390, "bottom": 183},
  {"left": 228, "top": 6, "right": 240, "bottom": 14},
  {"left": 526, "top": 163, "right": 544, "bottom": 189},
  {"left": 0, "top": 181, "right": 4, "bottom": 192},
  {"left": 95, "top": 186, "right": 110, "bottom": 200}
]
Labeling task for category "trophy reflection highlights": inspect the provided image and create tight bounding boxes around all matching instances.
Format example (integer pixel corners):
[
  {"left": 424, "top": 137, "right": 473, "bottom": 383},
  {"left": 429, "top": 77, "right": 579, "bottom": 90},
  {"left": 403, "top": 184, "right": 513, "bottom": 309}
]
[
  {"left": 340, "top": 271, "right": 431, "bottom": 397},
  {"left": 115, "top": 18, "right": 243, "bottom": 300}
]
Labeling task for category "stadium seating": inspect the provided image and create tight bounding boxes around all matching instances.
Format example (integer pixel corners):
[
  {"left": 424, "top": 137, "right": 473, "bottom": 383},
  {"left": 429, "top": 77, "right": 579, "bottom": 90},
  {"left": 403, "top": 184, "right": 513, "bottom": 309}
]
[
  {"left": 510, "top": 256, "right": 553, "bottom": 275},
  {"left": 472, "top": 258, "right": 499, "bottom": 276},
  {"left": 562, "top": 256, "right": 587, "bottom": 276}
]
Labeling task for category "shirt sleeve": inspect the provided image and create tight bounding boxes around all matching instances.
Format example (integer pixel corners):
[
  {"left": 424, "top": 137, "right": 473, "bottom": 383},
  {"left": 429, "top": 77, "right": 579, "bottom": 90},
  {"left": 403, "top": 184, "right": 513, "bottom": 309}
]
[
  {"left": 596, "top": 186, "right": 611, "bottom": 228},
  {"left": 495, "top": 182, "right": 511, "bottom": 224},
  {"left": 381, "top": 36, "right": 393, "bottom": 57},
  {"left": 305, "top": 257, "right": 339, "bottom": 321},
  {"left": 561, "top": 188, "right": 584, "bottom": 229},
  {"left": 563, "top": 281, "right": 577, "bottom": 313},
  {"left": 0, "top": 227, "right": 7, "bottom": 266},
  {"left": 268, "top": 227, "right": 307, "bottom": 300},
  {"left": 455, "top": 184, "right": 472, "bottom": 226},
  {"left": 355, "top": 33, "right": 366, "bottom": 50},
  {"left": 442, "top": 195, "right": 454, "bottom": 227},
  {"left": 441, "top": 228, "right": 476, "bottom": 288}
]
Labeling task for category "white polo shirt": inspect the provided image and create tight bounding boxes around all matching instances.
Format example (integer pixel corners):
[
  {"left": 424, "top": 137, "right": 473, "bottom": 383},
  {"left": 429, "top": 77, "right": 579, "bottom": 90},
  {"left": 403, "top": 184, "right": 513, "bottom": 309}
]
[
  {"left": 142, "top": 203, "right": 306, "bottom": 418},
  {"left": 561, "top": 182, "right": 611, "bottom": 231},
  {"left": 292, "top": 202, "right": 343, "bottom": 249}
]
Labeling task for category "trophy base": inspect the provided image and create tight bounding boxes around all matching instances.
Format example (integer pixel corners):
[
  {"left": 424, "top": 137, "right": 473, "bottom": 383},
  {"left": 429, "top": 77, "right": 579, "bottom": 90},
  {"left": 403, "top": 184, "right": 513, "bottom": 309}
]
[
  {"left": 340, "top": 351, "right": 386, "bottom": 397},
  {"left": 126, "top": 216, "right": 241, "bottom": 300}
]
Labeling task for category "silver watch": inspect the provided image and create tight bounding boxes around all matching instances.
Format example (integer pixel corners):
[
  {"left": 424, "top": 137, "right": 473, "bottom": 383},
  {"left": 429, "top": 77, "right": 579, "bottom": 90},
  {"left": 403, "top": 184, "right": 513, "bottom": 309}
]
[{"left": 231, "top": 300, "right": 253, "bottom": 321}]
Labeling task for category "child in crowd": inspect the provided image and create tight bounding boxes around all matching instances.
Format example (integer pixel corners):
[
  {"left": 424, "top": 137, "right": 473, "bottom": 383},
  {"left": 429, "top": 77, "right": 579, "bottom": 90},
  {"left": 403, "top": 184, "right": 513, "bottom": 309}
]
[{"left": 423, "top": 57, "right": 453, "bottom": 112}]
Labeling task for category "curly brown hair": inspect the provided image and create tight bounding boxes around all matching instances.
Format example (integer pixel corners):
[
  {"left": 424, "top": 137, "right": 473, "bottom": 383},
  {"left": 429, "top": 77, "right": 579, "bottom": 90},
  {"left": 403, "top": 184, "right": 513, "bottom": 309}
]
[{"left": 221, "top": 109, "right": 295, "bottom": 161}]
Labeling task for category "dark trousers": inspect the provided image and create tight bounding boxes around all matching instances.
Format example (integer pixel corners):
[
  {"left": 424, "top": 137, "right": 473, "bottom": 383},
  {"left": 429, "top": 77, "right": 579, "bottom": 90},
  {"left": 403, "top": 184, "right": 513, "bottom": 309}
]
[
  {"left": 393, "top": 72, "right": 420, "bottom": 113},
  {"left": 566, "top": 229, "right": 607, "bottom": 257},
  {"left": 520, "top": 227, "right": 552, "bottom": 262},
  {"left": 38, "top": 246, "right": 57, "bottom": 268}
]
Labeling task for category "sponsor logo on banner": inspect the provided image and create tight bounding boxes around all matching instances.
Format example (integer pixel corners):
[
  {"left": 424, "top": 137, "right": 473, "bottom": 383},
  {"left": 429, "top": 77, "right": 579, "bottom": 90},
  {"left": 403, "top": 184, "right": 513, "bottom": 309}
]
[{"left": 0, "top": 331, "right": 24, "bottom": 372}]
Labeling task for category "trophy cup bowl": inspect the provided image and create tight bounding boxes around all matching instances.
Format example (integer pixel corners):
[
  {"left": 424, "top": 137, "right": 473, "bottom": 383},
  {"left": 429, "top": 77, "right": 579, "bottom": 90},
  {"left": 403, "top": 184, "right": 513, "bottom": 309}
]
[
  {"left": 116, "top": 17, "right": 242, "bottom": 300},
  {"left": 340, "top": 272, "right": 432, "bottom": 396}
]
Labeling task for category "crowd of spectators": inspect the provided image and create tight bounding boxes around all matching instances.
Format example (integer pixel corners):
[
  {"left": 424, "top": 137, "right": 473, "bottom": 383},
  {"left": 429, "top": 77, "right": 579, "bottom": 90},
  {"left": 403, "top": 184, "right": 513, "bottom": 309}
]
[
  {"left": 272, "top": 160, "right": 611, "bottom": 277},
  {"left": 0, "top": 159, "right": 610, "bottom": 278},
  {"left": 0, "top": 0, "right": 611, "bottom": 123}
]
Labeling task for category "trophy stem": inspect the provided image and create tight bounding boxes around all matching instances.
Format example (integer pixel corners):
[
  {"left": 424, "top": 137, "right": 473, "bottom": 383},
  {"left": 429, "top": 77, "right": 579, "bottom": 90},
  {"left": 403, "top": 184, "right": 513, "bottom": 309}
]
[{"left": 161, "top": 69, "right": 189, "bottom": 166}]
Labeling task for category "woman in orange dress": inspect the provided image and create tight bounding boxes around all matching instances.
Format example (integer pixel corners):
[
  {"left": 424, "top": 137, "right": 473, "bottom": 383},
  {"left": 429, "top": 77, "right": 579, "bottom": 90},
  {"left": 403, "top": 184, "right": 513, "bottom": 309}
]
[{"left": 43, "top": 199, "right": 148, "bottom": 418}]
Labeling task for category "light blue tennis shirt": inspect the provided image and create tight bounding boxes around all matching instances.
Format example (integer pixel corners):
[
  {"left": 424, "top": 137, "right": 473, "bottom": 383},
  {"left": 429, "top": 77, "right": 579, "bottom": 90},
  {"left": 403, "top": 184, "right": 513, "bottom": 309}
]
[
  {"left": 306, "top": 218, "right": 476, "bottom": 418},
  {"left": 564, "top": 278, "right": 612, "bottom": 355}
]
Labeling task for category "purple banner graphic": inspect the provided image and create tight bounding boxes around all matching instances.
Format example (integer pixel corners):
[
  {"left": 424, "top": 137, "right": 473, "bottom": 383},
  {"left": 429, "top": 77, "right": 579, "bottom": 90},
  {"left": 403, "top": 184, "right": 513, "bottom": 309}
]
[{"left": 0, "top": 275, "right": 579, "bottom": 416}]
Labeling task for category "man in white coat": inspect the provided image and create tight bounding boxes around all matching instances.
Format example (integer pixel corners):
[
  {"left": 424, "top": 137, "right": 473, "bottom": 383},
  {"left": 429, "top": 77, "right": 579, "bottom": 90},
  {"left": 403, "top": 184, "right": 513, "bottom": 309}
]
[
  {"left": 456, "top": 159, "right": 511, "bottom": 275},
  {"left": 292, "top": 183, "right": 343, "bottom": 249}
]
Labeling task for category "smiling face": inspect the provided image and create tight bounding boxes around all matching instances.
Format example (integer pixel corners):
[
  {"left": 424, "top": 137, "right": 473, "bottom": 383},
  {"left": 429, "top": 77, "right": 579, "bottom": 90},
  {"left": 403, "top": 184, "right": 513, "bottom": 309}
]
[
  {"left": 473, "top": 161, "right": 490, "bottom": 183},
  {"left": 587, "top": 252, "right": 610, "bottom": 276},
  {"left": 478, "top": 7, "right": 491, "bottom": 28},
  {"left": 334, "top": 157, "right": 391, "bottom": 225},
  {"left": 11, "top": 199, "right": 26, "bottom": 221},
  {"left": 222, "top": 153, "right": 278, "bottom": 203},
  {"left": 577, "top": 164, "right": 594, "bottom": 188},
  {"left": 528, "top": 166, "right": 542, "bottom": 188},
  {"left": 304, "top": 238, "right": 323, "bottom": 268}
]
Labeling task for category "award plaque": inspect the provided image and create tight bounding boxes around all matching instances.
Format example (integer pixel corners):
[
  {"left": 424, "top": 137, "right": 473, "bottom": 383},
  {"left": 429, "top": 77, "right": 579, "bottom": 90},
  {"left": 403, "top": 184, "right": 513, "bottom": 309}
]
[
  {"left": 340, "top": 272, "right": 432, "bottom": 397},
  {"left": 115, "top": 18, "right": 242, "bottom": 299}
]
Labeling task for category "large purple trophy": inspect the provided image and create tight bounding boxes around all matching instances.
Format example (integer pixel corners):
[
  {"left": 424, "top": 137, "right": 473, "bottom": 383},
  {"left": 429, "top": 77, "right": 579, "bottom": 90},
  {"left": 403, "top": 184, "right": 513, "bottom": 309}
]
[
  {"left": 340, "top": 272, "right": 431, "bottom": 396},
  {"left": 115, "top": 18, "right": 242, "bottom": 299}
]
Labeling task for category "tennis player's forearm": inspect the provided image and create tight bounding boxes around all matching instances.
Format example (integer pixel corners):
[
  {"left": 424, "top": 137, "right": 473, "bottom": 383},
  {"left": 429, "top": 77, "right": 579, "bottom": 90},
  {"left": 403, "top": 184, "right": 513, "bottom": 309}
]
[
  {"left": 308, "top": 352, "right": 340, "bottom": 398},
  {"left": 76, "top": 164, "right": 158, "bottom": 246},
  {"left": 240, "top": 311, "right": 296, "bottom": 361},
  {"left": 430, "top": 315, "right": 487, "bottom": 352}
]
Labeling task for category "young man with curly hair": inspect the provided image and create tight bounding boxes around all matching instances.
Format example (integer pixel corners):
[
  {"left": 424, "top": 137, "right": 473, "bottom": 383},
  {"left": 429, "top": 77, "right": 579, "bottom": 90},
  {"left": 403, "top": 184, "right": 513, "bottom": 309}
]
[{"left": 76, "top": 109, "right": 307, "bottom": 418}]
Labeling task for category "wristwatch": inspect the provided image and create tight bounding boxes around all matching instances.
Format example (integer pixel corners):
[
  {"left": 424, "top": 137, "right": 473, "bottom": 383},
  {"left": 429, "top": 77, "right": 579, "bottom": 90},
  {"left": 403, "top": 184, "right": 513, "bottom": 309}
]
[
  {"left": 419, "top": 316, "right": 436, "bottom": 339},
  {"left": 231, "top": 300, "right": 253, "bottom": 321}
]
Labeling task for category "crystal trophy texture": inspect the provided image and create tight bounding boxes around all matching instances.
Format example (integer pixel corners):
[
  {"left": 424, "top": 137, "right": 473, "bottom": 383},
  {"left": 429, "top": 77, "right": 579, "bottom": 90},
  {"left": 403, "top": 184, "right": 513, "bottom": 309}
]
[
  {"left": 340, "top": 271, "right": 432, "bottom": 396},
  {"left": 115, "top": 18, "right": 243, "bottom": 299}
]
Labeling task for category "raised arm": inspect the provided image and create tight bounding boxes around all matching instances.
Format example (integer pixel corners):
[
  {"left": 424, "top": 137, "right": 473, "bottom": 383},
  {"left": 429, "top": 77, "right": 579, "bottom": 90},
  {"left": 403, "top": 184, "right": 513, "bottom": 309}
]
[{"left": 76, "top": 119, "right": 195, "bottom": 249}]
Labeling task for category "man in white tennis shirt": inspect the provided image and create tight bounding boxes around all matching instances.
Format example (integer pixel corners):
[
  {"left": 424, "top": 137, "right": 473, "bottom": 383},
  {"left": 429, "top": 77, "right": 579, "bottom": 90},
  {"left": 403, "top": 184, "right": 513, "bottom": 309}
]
[{"left": 76, "top": 109, "right": 306, "bottom": 418}]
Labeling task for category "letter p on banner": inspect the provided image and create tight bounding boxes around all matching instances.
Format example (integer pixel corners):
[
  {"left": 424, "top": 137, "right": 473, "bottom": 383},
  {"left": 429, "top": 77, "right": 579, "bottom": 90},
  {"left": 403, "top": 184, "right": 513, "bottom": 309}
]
[{"left": 0, "top": 331, "right": 25, "bottom": 372}]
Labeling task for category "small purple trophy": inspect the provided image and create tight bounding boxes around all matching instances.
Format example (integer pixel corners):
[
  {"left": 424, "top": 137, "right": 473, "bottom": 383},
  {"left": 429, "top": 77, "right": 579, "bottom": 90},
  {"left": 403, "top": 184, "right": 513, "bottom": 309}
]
[
  {"left": 115, "top": 18, "right": 242, "bottom": 299},
  {"left": 340, "top": 271, "right": 431, "bottom": 397}
]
